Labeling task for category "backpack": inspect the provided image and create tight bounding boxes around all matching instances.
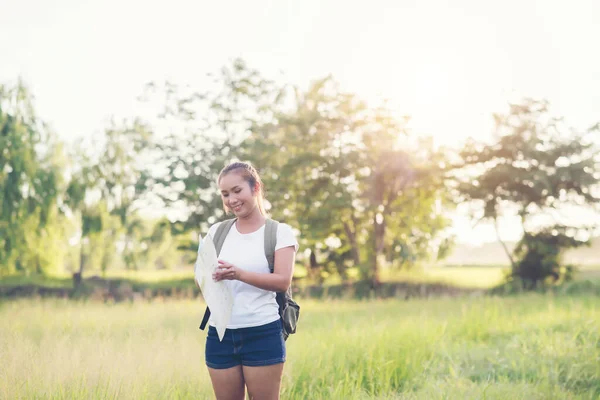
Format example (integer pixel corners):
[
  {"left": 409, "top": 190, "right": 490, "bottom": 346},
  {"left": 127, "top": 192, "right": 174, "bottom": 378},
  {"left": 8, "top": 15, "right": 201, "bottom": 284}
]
[{"left": 199, "top": 218, "right": 300, "bottom": 340}]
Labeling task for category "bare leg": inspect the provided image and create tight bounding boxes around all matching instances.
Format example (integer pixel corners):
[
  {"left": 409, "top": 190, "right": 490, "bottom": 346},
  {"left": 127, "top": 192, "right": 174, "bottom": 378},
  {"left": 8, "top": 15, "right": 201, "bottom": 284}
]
[
  {"left": 243, "top": 363, "right": 284, "bottom": 400},
  {"left": 207, "top": 365, "right": 246, "bottom": 400}
]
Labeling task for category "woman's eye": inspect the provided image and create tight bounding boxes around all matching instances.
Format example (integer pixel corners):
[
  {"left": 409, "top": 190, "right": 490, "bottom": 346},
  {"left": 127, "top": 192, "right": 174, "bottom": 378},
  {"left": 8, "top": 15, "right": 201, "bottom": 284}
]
[{"left": 234, "top": 190, "right": 241, "bottom": 194}]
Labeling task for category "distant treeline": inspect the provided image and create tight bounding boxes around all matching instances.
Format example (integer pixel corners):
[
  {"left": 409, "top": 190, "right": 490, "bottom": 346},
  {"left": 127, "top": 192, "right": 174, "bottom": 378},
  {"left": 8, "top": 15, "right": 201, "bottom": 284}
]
[{"left": 1, "top": 60, "right": 598, "bottom": 288}]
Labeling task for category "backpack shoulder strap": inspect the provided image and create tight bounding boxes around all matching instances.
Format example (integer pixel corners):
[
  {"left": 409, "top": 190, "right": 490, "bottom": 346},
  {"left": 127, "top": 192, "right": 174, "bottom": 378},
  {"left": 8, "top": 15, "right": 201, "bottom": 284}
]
[
  {"left": 264, "top": 219, "right": 279, "bottom": 273},
  {"left": 213, "top": 218, "right": 236, "bottom": 255}
]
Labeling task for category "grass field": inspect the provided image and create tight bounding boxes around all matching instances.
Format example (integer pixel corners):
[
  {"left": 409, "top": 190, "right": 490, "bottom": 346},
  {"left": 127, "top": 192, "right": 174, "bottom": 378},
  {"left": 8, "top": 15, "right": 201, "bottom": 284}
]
[
  {"left": 2, "top": 264, "right": 598, "bottom": 293},
  {"left": 2, "top": 293, "right": 599, "bottom": 399},
  {"left": 380, "top": 265, "right": 508, "bottom": 289}
]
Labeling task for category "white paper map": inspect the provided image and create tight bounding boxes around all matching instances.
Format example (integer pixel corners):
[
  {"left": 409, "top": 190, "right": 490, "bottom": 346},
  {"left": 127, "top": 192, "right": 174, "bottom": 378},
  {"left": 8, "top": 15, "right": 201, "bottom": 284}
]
[{"left": 195, "top": 234, "right": 233, "bottom": 341}]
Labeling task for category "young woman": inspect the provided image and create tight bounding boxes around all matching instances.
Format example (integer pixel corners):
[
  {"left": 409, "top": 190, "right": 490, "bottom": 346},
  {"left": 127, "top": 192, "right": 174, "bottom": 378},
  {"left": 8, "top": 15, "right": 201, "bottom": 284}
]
[{"left": 203, "top": 161, "right": 298, "bottom": 400}]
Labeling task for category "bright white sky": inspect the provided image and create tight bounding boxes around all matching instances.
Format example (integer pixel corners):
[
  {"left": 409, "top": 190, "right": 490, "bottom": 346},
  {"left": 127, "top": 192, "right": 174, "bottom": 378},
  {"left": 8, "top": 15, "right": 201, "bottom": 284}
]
[{"left": 2, "top": 0, "right": 599, "bottom": 244}]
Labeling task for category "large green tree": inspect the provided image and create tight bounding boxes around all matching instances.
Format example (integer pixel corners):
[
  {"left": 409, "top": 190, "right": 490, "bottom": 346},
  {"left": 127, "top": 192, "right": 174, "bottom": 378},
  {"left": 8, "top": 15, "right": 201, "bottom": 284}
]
[
  {"left": 453, "top": 99, "right": 600, "bottom": 288},
  {"left": 0, "top": 81, "right": 67, "bottom": 275},
  {"left": 245, "top": 77, "right": 453, "bottom": 285}
]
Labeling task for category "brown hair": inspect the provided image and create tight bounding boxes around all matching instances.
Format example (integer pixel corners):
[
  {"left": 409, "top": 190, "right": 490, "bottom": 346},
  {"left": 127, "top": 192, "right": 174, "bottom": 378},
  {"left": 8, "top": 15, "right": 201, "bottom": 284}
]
[{"left": 218, "top": 161, "right": 267, "bottom": 215}]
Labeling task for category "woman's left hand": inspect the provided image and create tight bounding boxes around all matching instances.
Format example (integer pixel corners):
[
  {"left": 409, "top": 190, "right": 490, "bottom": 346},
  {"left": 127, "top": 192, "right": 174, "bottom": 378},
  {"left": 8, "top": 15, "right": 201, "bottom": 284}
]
[{"left": 213, "top": 260, "right": 241, "bottom": 281}]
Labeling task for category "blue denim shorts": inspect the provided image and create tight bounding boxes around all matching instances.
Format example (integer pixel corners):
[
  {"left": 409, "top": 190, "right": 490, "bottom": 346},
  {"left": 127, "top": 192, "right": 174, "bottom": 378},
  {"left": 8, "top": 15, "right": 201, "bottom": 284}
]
[{"left": 205, "top": 319, "right": 286, "bottom": 369}]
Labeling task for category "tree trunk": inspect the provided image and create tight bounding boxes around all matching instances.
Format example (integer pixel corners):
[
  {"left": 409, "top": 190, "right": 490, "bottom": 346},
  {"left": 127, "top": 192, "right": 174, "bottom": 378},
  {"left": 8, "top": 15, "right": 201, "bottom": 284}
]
[
  {"left": 371, "top": 213, "right": 386, "bottom": 288},
  {"left": 36, "top": 256, "right": 42, "bottom": 274},
  {"left": 73, "top": 242, "right": 85, "bottom": 288},
  {"left": 308, "top": 248, "right": 321, "bottom": 282},
  {"left": 494, "top": 217, "right": 515, "bottom": 268},
  {"left": 343, "top": 219, "right": 361, "bottom": 266}
]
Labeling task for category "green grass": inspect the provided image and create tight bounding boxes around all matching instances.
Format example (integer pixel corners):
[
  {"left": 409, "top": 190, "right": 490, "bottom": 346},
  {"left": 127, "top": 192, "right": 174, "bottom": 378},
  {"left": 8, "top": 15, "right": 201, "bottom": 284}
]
[
  {"left": 3, "top": 264, "right": 598, "bottom": 292},
  {"left": 294, "top": 265, "right": 508, "bottom": 289},
  {"left": 0, "top": 274, "right": 73, "bottom": 289},
  {"left": 0, "top": 270, "right": 198, "bottom": 292},
  {"left": 380, "top": 265, "right": 509, "bottom": 289},
  {"left": 1, "top": 294, "right": 599, "bottom": 399}
]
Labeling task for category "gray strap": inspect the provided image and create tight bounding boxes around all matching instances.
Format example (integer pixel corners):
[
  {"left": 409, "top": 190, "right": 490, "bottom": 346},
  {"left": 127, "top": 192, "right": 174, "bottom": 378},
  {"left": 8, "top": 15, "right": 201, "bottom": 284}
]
[
  {"left": 264, "top": 219, "right": 279, "bottom": 273},
  {"left": 213, "top": 219, "right": 236, "bottom": 255}
]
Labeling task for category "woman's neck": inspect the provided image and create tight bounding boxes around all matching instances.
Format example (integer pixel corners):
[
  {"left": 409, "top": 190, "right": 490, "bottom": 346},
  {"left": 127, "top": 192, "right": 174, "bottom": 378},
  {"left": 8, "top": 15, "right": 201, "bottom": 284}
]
[{"left": 235, "top": 208, "right": 266, "bottom": 233}]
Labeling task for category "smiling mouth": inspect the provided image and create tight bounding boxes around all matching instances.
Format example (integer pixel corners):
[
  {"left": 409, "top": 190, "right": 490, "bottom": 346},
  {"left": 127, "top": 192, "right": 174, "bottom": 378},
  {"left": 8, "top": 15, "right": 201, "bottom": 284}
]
[{"left": 231, "top": 204, "right": 242, "bottom": 212}]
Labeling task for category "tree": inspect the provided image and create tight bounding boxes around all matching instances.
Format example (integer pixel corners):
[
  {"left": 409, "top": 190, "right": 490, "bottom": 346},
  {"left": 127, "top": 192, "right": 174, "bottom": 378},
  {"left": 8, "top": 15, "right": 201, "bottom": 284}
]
[
  {"left": 244, "top": 77, "right": 369, "bottom": 282},
  {"left": 453, "top": 99, "right": 600, "bottom": 288},
  {"left": 246, "top": 77, "right": 453, "bottom": 286},
  {"left": 0, "top": 80, "right": 67, "bottom": 275},
  {"left": 97, "top": 119, "right": 153, "bottom": 270},
  {"left": 138, "top": 59, "right": 282, "bottom": 240},
  {"left": 64, "top": 140, "right": 105, "bottom": 284},
  {"left": 358, "top": 113, "right": 452, "bottom": 285},
  {"left": 63, "top": 119, "right": 150, "bottom": 282}
]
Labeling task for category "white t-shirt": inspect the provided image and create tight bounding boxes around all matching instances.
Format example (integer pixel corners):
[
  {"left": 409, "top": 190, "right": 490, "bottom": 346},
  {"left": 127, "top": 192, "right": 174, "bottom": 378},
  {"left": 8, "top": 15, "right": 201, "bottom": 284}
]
[{"left": 205, "top": 220, "right": 299, "bottom": 329}]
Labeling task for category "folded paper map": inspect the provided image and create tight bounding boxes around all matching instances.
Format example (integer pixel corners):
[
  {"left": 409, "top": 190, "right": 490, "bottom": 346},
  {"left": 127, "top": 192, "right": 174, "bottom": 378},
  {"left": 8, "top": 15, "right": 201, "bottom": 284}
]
[{"left": 195, "top": 234, "right": 233, "bottom": 341}]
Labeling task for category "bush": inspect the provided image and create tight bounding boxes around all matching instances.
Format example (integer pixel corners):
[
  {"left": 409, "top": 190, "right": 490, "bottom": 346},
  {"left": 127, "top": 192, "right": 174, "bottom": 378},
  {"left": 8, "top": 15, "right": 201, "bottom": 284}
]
[{"left": 510, "top": 229, "right": 587, "bottom": 289}]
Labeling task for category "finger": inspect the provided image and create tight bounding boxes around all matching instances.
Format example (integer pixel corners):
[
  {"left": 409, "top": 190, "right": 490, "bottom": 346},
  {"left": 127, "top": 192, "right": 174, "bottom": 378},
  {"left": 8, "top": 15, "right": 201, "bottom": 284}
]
[{"left": 214, "top": 269, "right": 230, "bottom": 279}]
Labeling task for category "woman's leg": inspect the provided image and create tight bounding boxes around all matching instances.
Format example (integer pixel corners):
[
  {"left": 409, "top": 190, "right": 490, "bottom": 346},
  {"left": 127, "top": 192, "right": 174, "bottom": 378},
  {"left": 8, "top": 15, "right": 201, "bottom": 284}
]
[
  {"left": 243, "top": 363, "right": 284, "bottom": 400},
  {"left": 207, "top": 365, "right": 246, "bottom": 400}
]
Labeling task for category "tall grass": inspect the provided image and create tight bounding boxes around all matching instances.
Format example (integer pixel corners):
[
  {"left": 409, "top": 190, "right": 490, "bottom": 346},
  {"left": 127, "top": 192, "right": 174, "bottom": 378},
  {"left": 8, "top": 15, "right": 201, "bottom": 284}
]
[{"left": 1, "top": 294, "right": 598, "bottom": 399}]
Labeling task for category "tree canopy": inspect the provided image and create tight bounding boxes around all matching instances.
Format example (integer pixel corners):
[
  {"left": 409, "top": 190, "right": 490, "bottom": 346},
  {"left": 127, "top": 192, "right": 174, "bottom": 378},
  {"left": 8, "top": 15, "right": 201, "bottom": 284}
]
[{"left": 1, "top": 64, "right": 598, "bottom": 290}]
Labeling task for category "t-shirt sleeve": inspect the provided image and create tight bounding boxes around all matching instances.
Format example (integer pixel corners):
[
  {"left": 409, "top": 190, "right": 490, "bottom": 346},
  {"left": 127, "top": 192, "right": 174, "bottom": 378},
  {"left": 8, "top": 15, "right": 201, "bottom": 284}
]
[
  {"left": 275, "top": 223, "right": 299, "bottom": 253},
  {"left": 198, "top": 222, "right": 221, "bottom": 253},
  {"left": 207, "top": 222, "right": 221, "bottom": 240}
]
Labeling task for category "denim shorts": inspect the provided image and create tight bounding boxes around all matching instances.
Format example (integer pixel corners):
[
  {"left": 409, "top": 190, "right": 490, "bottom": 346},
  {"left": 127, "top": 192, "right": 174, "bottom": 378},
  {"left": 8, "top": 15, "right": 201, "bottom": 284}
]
[{"left": 205, "top": 319, "right": 286, "bottom": 369}]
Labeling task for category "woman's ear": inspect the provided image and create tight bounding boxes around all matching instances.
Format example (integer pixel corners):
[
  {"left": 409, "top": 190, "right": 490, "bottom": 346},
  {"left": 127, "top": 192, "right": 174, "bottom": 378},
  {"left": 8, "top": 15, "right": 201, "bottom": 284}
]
[{"left": 253, "top": 182, "right": 262, "bottom": 196}]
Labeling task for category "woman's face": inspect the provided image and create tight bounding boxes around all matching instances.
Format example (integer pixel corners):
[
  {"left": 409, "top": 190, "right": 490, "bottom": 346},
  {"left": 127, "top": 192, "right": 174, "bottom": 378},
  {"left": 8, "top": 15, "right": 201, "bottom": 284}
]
[{"left": 219, "top": 172, "right": 258, "bottom": 218}]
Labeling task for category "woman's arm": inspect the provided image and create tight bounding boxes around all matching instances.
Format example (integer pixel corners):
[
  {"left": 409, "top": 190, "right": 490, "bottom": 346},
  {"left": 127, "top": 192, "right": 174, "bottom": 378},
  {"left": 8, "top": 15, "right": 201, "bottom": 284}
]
[{"left": 213, "top": 246, "right": 296, "bottom": 292}]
